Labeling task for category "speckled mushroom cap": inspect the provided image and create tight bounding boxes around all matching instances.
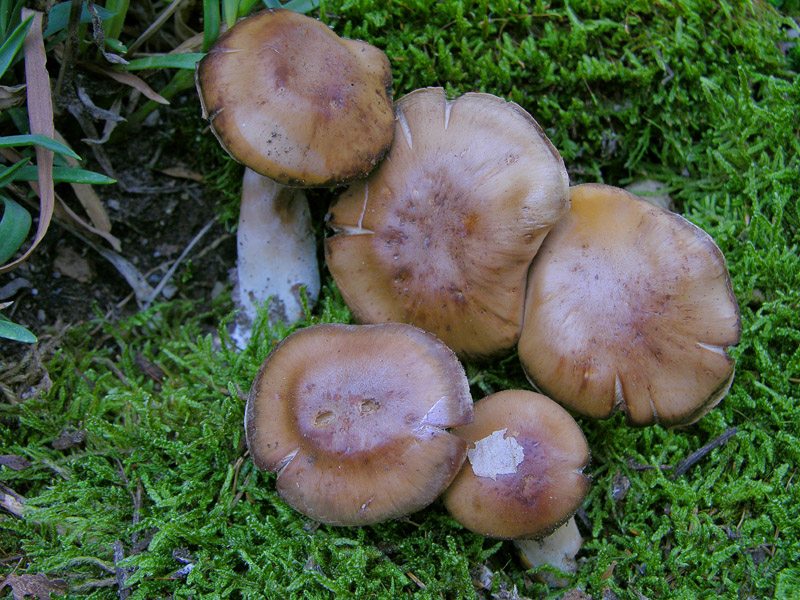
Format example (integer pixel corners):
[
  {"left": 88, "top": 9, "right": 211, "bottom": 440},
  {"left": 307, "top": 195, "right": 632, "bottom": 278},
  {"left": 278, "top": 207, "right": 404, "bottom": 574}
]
[
  {"left": 442, "top": 390, "right": 590, "bottom": 540},
  {"left": 195, "top": 9, "right": 394, "bottom": 186},
  {"left": 244, "top": 322, "right": 474, "bottom": 526},
  {"left": 325, "top": 87, "right": 569, "bottom": 359},
  {"left": 519, "top": 183, "right": 742, "bottom": 427}
]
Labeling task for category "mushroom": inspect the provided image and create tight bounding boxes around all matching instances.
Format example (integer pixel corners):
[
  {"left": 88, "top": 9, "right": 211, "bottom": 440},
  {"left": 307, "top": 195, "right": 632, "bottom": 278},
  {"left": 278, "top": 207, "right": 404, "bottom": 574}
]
[
  {"left": 518, "top": 183, "right": 742, "bottom": 427},
  {"left": 441, "top": 390, "right": 590, "bottom": 583},
  {"left": 245, "top": 322, "right": 474, "bottom": 526},
  {"left": 195, "top": 8, "right": 395, "bottom": 344},
  {"left": 325, "top": 87, "right": 569, "bottom": 359}
]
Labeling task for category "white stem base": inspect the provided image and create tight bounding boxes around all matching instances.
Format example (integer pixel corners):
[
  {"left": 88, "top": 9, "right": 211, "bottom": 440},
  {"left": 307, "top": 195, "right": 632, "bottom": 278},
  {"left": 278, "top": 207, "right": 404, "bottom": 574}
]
[
  {"left": 232, "top": 169, "right": 320, "bottom": 347},
  {"left": 515, "top": 517, "right": 583, "bottom": 587}
]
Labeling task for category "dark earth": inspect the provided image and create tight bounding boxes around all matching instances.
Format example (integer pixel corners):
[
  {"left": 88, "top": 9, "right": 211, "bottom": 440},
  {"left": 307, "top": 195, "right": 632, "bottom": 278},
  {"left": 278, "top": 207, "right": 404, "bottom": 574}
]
[{"left": 1, "top": 93, "right": 239, "bottom": 367}]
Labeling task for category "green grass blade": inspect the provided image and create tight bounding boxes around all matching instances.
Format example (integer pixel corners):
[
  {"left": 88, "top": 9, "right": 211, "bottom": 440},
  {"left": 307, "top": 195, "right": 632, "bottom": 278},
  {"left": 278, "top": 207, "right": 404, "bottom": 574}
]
[
  {"left": 0, "top": 157, "right": 29, "bottom": 186},
  {"left": 0, "top": 13, "right": 32, "bottom": 78},
  {"left": 222, "top": 0, "right": 238, "bottom": 28},
  {"left": 0, "top": 0, "right": 9, "bottom": 37},
  {"left": 0, "top": 313, "right": 37, "bottom": 343},
  {"left": 280, "top": 0, "right": 319, "bottom": 14},
  {"left": 0, "top": 134, "right": 81, "bottom": 160},
  {"left": 104, "top": 0, "right": 129, "bottom": 42},
  {"left": 120, "top": 53, "right": 204, "bottom": 71},
  {"left": 42, "top": 2, "right": 115, "bottom": 38},
  {"left": 0, "top": 195, "right": 31, "bottom": 264},
  {"left": 202, "top": 0, "right": 220, "bottom": 52},
  {"left": 14, "top": 166, "right": 116, "bottom": 184},
  {"left": 237, "top": 0, "right": 260, "bottom": 17}
]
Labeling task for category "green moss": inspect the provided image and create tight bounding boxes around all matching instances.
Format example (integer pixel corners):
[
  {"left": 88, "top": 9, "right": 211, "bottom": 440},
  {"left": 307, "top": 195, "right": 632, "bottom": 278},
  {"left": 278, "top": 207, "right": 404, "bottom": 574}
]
[{"left": 2, "top": 0, "right": 799, "bottom": 598}]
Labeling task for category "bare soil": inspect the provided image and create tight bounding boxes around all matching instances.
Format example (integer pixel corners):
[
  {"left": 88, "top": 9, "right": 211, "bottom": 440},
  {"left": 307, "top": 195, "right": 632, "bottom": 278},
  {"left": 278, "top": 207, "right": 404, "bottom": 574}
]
[{"left": 1, "top": 97, "right": 238, "bottom": 360}]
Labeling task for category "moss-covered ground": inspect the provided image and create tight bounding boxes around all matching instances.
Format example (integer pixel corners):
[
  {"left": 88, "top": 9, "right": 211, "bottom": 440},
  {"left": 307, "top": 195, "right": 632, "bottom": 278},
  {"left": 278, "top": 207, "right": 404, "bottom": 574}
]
[{"left": 2, "top": 0, "right": 799, "bottom": 598}]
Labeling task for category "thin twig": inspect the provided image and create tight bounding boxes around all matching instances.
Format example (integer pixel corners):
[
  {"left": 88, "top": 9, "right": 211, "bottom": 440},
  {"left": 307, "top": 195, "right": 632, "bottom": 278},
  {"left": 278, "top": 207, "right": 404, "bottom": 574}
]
[
  {"left": 0, "top": 484, "right": 26, "bottom": 518},
  {"left": 671, "top": 428, "right": 738, "bottom": 479},
  {"left": 112, "top": 541, "right": 130, "bottom": 600},
  {"left": 142, "top": 216, "right": 218, "bottom": 309}
]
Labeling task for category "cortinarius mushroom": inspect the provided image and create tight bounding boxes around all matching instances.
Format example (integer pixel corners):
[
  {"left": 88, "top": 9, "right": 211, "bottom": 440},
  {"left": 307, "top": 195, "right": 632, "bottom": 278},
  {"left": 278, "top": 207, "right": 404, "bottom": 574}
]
[
  {"left": 196, "top": 9, "right": 395, "bottom": 344},
  {"left": 441, "top": 390, "right": 590, "bottom": 580},
  {"left": 442, "top": 390, "right": 590, "bottom": 539},
  {"left": 518, "top": 183, "right": 742, "bottom": 427},
  {"left": 325, "top": 87, "right": 569, "bottom": 359},
  {"left": 245, "top": 322, "right": 473, "bottom": 526}
]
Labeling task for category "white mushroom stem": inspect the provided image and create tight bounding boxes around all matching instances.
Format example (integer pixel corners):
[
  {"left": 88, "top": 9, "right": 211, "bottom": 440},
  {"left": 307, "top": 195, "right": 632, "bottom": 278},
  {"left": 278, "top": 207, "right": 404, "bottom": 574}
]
[
  {"left": 232, "top": 168, "right": 320, "bottom": 347},
  {"left": 515, "top": 517, "right": 583, "bottom": 588}
]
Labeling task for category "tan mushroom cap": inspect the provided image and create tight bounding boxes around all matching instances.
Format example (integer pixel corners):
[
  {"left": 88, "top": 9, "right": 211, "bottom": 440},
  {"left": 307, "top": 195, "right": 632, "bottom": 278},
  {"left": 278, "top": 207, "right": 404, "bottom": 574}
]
[
  {"left": 325, "top": 87, "right": 569, "bottom": 359},
  {"left": 442, "top": 390, "right": 590, "bottom": 540},
  {"left": 245, "top": 322, "right": 474, "bottom": 526},
  {"left": 196, "top": 9, "right": 394, "bottom": 186},
  {"left": 519, "top": 183, "right": 742, "bottom": 427}
]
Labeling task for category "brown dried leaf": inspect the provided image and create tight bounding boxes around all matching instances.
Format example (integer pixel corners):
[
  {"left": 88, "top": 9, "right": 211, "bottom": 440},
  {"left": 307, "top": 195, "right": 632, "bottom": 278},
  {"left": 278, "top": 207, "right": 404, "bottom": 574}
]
[
  {"left": 135, "top": 353, "right": 165, "bottom": 383},
  {"left": 0, "top": 84, "right": 26, "bottom": 110},
  {"left": 52, "top": 428, "right": 87, "bottom": 450},
  {"left": 53, "top": 131, "right": 113, "bottom": 233},
  {"left": 55, "top": 194, "right": 122, "bottom": 251},
  {"left": 0, "top": 9, "right": 54, "bottom": 276},
  {"left": 0, "top": 573, "right": 68, "bottom": 600},
  {"left": 0, "top": 483, "right": 26, "bottom": 518},
  {"left": 0, "top": 455, "right": 32, "bottom": 471},
  {"left": 81, "top": 63, "right": 169, "bottom": 105},
  {"left": 53, "top": 246, "right": 95, "bottom": 282},
  {"left": 159, "top": 166, "right": 205, "bottom": 182},
  {"left": 0, "top": 145, "right": 121, "bottom": 252}
]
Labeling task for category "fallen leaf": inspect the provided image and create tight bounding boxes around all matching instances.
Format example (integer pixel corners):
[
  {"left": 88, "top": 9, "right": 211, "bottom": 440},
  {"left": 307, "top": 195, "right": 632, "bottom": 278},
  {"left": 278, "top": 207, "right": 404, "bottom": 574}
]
[
  {"left": 158, "top": 166, "right": 205, "bottom": 182},
  {"left": 0, "top": 84, "right": 26, "bottom": 110},
  {"left": 0, "top": 455, "right": 31, "bottom": 470},
  {"left": 135, "top": 353, "right": 165, "bottom": 383},
  {"left": 80, "top": 62, "right": 169, "bottom": 104},
  {"left": 53, "top": 246, "right": 94, "bottom": 283},
  {"left": 0, "top": 9, "right": 55, "bottom": 276},
  {"left": 0, "top": 573, "right": 67, "bottom": 600},
  {"left": 52, "top": 428, "right": 86, "bottom": 450},
  {"left": 53, "top": 131, "right": 113, "bottom": 233}
]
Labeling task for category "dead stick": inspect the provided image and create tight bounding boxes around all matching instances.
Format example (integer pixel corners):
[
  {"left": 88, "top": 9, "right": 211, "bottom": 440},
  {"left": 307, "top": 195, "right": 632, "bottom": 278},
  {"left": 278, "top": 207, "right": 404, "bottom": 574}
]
[{"left": 671, "top": 428, "right": 738, "bottom": 479}]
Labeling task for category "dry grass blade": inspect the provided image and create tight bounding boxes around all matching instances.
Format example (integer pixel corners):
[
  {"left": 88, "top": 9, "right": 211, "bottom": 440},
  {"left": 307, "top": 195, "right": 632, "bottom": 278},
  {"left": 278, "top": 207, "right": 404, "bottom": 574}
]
[
  {"left": 81, "top": 62, "right": 169, "bottom": 104},
  {"left": 127, "top": 0, "right": 190, "bottom": 55},
  {"left": 53, "top": 130, "right": 114, "bottom": 234},
  {"left": 55, "top": 194, "right": 122, "bottom": 251},
  {"left": 0, "top": 9, "right": 54, "bottom": 276}
]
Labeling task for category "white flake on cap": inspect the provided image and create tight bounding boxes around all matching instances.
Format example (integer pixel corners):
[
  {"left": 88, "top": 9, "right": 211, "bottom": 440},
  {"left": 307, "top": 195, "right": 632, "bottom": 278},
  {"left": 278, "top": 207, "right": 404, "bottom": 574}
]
[{"left": 467, "top": 429, "right": 525, "bottom": 480}]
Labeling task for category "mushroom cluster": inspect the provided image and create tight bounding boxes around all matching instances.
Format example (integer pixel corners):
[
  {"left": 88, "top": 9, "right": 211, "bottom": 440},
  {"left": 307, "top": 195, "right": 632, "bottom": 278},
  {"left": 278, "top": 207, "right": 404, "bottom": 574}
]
[
  {"left": 245, "top": 323, "right": 593, "bottom": 576},
  {"left": 198, "top": 6, "right": 742, "bottom": 583}
]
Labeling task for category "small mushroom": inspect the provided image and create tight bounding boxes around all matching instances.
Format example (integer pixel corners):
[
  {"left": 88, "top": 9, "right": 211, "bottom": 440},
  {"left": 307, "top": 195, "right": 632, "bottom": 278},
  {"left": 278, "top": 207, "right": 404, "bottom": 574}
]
[
  {"left": 196, "top": 9, "right": 395, "bottom": 344},
  {"left": 441, "top": 390, "right": 590, "bottom": 582},
  {"left": 325, "top": 87, "right": 569, "bottom": 359},
  {"left": 518, "top": 183, "right": 742, "bottom": 427},
  {"left": 245, "top": 322, "right": 474, "bottom": 526}
]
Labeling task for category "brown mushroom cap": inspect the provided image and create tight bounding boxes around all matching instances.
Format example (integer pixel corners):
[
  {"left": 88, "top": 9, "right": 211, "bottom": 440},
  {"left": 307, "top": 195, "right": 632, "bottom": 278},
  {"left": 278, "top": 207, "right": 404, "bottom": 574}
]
[
  {"left": 519, "top": 183, "right": 742, "bottom": 427},
  {"left": 325, "top": 87, "right": 569, "bottom": 359},
  {"left": 442, "top": 390, "right": 590, "bottom": 540},
  {"left": 245, "top": 322, "right": 474, "bottom": 526},
  {"left": 196, "top": 9, "right": 394, "bottom": 186}
]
